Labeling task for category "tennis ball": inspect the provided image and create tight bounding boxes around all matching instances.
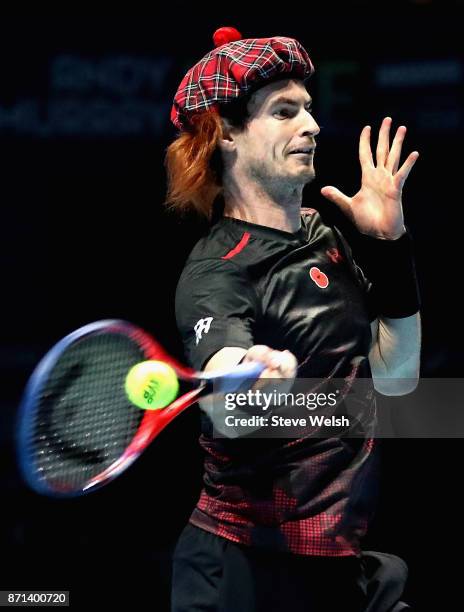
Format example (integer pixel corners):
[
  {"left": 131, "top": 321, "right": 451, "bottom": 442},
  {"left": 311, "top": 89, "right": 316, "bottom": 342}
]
[{"left": 125, "top": 360, "right": 179, "bottom": 410}]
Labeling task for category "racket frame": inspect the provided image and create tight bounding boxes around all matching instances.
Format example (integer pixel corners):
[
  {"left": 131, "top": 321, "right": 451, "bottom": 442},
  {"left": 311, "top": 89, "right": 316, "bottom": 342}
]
[{"left": 17, "top": 320, "right": 263, "bottom": 497}]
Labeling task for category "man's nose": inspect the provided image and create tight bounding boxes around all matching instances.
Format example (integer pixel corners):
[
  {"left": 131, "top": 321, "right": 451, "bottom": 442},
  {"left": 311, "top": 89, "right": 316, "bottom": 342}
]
[{"left": 300, "top": 112, "right": 320, "bottom": 137}]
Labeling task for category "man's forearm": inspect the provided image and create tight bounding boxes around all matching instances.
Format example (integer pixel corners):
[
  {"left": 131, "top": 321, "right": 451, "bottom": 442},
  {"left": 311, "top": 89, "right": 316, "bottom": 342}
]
[{"left": 369, "top": 311, "right": 421, "bottom": 395}]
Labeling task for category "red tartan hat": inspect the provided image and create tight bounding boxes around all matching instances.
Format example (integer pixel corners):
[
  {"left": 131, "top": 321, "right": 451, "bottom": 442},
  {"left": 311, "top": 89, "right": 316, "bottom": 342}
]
[{"left": 171, "top": 27, "right": 315, "bottom": 130}]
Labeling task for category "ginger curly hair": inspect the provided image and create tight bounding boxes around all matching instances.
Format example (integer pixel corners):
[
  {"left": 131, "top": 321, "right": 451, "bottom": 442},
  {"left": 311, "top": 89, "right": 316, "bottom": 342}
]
[{"left": 164, "top": 97, "right": 250, "bottom": 221}]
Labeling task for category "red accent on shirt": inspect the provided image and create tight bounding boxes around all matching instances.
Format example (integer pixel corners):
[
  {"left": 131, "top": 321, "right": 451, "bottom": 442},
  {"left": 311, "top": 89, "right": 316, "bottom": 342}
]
[
  {"left": 326, "top": 247, "right": 344, "bottom": 264},
  {"left": 221, "top": 232, "right": 251, "bottom": 260}
]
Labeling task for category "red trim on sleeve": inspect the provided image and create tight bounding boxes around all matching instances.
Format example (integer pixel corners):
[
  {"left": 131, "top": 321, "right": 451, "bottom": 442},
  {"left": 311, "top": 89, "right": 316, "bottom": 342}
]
[{"left": 221, "top": 232, "right": 251, "bottom": 260}]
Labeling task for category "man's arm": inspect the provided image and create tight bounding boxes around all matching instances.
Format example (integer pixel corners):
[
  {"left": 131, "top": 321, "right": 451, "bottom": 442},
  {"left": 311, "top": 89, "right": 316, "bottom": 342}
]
[
  {"left": 199, "top": 345, "right": 298, "bottom": 438},
  {"left": 320, "top": 117, "right": 421, "bottom": 396},
  {"left": 203, "top": 346, "right": 248, "bottom": 371},
  {"left": 203, "top": 345, "right": 297, "bottom": 376},
  {"left": 369, "top": 312, "right": 421, "bottom": 396}
]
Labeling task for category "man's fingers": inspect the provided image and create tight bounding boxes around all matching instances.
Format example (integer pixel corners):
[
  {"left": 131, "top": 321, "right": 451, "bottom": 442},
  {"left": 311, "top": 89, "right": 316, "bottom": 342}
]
[
  {"left": 321, "top": 186, "right": 353, "bottom": 221},
  {"left": 376, "top": 117, "right": 392, "bottom": 167},
  {"left": 386, "top": 125, "right": 407, "bottom": 174},
  {"left": 243, "top": 345, "right": 274, "bottom": 363},
  {"left": 359, "top": 125, "right": 374, "bottom": 169},
  {"left": 244, "top": 346, "right": 297, "bottom": 378},
  {"left": 264, "top": 350, "right": 297, "bottom": 377},
  {"left": 395, "top": 151, "right": 420, "bottom": 189},
  {"left": 270, "top": 350, "right": 298, "bottom": 377}
]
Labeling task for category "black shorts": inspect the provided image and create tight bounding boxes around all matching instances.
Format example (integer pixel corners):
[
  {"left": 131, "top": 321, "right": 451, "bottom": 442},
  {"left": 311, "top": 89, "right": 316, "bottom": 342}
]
[{"left": 171, "top": 523, "right": 367, "bottom": 612}]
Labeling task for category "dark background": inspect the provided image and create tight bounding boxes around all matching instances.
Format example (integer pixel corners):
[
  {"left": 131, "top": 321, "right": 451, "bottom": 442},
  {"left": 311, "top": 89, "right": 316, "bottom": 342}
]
[{"left": 1, "top": 5, "right": 462, "bottom": 609}]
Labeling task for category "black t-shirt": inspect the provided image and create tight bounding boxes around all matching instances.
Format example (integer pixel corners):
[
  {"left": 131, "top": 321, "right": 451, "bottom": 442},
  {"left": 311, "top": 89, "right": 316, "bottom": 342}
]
[{"left": 175, "top": 208, "right": 379, "bottom": 556}]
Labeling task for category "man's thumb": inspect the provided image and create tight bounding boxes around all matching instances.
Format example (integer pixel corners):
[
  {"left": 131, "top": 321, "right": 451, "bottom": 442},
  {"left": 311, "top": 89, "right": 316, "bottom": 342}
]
[{"left": 320, "top": 186, "right": 351, "bottom": 216}]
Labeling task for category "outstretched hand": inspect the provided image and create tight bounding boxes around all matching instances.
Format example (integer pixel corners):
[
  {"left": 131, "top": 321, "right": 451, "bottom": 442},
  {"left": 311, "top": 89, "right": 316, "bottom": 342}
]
[{"left": 321, "top": 117, "right": 419, "bottom": 240}]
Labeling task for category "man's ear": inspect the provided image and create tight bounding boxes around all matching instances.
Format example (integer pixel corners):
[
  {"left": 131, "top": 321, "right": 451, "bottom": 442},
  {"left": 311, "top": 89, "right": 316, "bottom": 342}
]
[{"left": 217, "top": 118, "right": 237, "bottom": 154}]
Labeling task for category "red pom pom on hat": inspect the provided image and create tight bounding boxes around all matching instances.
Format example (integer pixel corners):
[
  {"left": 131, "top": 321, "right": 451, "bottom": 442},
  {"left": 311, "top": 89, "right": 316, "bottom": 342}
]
[{"left": 213, "top": 26, "right": 242, "bottom": 48}]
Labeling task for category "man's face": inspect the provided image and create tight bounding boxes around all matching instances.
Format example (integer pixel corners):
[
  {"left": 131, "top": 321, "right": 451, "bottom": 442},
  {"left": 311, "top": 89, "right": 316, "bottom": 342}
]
[{"left": 230, "top": 78, "right": 320, "bottom": 190}]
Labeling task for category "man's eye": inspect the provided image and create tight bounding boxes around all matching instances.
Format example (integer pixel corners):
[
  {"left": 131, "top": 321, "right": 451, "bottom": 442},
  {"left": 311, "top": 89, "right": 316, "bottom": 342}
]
[{"left": 274, "top": 107, "right": 313, "bottom": 118}]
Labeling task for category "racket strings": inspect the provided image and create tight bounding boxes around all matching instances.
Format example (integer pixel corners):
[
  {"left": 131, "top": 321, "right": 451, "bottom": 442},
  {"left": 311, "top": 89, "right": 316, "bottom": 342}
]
[{"left": 29, "top": 332, "right": 147, "bottom": 491}]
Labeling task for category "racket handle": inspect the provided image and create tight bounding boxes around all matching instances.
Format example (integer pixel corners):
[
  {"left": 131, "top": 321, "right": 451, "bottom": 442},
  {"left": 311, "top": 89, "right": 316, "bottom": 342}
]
[
  {"left": 229, "top": 360, "right": 267, "bottom": 379},
  {"left": 203, "top": 360, "right": 266, "bottom": 394}
]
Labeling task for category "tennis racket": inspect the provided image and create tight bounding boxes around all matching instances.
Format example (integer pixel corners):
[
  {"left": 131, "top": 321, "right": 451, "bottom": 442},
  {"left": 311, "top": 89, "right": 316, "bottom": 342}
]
[{"left": 16, "top": 319, "right": 264, "bottom": 498}]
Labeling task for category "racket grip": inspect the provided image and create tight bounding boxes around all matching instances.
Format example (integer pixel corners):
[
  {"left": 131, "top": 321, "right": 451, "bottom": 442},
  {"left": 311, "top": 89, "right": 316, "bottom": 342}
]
[{"left": 212, "top": 360, "right": 266, "bottom": 394}]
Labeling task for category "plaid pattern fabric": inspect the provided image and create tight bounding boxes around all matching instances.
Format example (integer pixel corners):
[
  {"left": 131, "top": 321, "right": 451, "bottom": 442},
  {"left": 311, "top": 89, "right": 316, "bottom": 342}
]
[{"left": 171, "top": 36, "right": 314, "bottom": 130}]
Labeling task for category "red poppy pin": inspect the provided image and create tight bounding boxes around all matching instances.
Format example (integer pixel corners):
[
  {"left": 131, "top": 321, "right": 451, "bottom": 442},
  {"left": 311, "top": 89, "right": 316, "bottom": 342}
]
[{"left": 309, "top": 267, "right": 329, "bottom": 288}]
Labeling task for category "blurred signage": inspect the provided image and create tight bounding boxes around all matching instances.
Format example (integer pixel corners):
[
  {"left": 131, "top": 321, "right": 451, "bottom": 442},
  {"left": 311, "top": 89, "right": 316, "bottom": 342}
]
[
  {"left": 0, "top": 54, "right": 461, "bottom": 137},
  {"left": 0, "top": 54, "right": 176, "bottom": 137}
]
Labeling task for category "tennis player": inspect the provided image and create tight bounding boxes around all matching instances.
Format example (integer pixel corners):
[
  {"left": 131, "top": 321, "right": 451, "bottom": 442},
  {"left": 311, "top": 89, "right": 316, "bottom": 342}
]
[{"left": 167, "top": 27, "right": 421, "bottom": 612}]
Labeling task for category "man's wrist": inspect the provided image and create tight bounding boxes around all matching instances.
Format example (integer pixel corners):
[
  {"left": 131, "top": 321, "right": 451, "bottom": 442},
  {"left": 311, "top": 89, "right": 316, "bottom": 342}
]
[
  {"left": 359, "top": 229, "right": 421, "bottom": 318},
  {"left": 359, "top": 226, "right": 407, "bottom": 241}
]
